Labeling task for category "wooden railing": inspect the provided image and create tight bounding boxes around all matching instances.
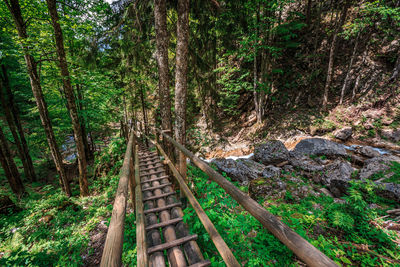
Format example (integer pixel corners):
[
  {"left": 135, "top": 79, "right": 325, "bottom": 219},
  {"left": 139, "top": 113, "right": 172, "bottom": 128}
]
[
  {"left": 100, "top": 130, "right": 141, "bottom": 267},
  {"left": 150, "top": 127, "right": 338, "bottom": 267}
]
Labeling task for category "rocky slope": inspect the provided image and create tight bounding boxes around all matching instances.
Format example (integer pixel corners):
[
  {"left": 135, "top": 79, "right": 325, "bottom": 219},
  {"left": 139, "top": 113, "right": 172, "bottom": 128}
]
[{"left": 211, "top": 137, "right": 400, "bottom": 203}]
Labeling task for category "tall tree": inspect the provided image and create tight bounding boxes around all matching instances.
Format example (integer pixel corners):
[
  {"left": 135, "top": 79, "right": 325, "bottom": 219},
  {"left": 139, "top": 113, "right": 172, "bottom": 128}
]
[
  {"left": 0, "top": 125, "right": 25, "bottom": 195},
  {"left": 0, "top": 66, "right": 36, "bottom": 181},
  {"left": 174, "top": 0, "right": 190, "bottom": 179},
  {"left": 322, "top": 0, "right": 350, "bottom": 109},
  {"left": 4, "top": 0, "right": 71, "bottom": 196},
  {"left": 46, "top": 0, "right": 89, "bottom": 196},
  {"left": 154, "top": 0, "right": 174, "bottom": 160}
]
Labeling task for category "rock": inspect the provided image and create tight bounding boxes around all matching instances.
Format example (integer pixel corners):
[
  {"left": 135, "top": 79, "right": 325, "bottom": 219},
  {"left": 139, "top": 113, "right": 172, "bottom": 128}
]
[
  {"left": 261, "top": 165, "right": 281, "bottom": 178},
  {"left": 334, "top": 127, "right": 353, "bottom": 141},
  {"left": 375, "top": 183, "right": 400, "bottom": 202},
  {"left": 249, "top": 175, "right": 317, "bottom": 201},
  {"left": 359, "top": 155, "right": 400, "bottom": 180},
  {"left": 363, "top": 109, "right": 383, "bottom": 120},
  {"left": 381, "top": 129, "right": 400, "bottom": 142},
  {"left": 322, "top": 160, "right": 355, "bottom": 197},
  {"left": 212, "top": 158, "right": 273, "bottom": 184},
  {"left": 254, "top": 140, "right": 289, "bottom": 165},
  {"left": 283, "top": 165, "right": 295, "bottom": 173},
  {"left": 292, "top": 138, "right": 348, "bottom": 158},
  {"left": 355, "top": 146, "right": 381, "bottom": 158},
  {"left": 289, "top": 154, "right": 325, "bottom": 172},
  {"left": 319, "top": 188, "right": 334, "bottom": 197}
]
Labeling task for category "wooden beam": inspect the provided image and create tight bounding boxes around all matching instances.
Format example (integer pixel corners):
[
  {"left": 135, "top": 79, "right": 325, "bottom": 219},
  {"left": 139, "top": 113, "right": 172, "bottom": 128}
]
[
  {"left": 100, "top": 131, "right": 134, "bottom": 267},
  {"left": 147, "top": 234, "right": 198, "bottom": 254},
  {"left": 154, "top": 128, "right": 338, "bottom": 267},
  {"left": 145, "top": 217, "right": 183, "bottom": 231},
  {"left": 142, "top": 191, "right": 175, "bottom": 201},
  {"left": 142, "top": 183, "right": 172, "bottom": 192},
  {"left": 141, "top": 175, "right": 169, "bottom": 184},
  {"left": 135, "top": 145, "right": 148, "bottom": 267},
  {"left": 144, "top": 202, "right": 182, "bottom": 214}
]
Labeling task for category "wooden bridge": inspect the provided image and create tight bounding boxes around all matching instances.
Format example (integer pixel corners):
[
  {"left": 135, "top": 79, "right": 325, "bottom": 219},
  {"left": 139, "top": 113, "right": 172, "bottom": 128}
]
[{"left": 99, "top": 127, "right": 339, "bottom": 267}]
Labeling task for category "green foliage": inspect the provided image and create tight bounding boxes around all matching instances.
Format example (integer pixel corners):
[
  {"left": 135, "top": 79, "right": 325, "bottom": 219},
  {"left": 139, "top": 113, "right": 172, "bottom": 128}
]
[
  {"left": 185, "top": 165, "right": 399, "bottom": 266},
  {"left": 0, "top": 137, "right": 126, "bottom": 266}
]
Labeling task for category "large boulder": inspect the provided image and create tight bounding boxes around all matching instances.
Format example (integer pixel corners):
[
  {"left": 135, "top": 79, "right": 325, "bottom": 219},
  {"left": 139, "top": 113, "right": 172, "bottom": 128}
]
[
  {"left": 380, "top": 129, "right": 400, "bottom": 142},
  {"left": 322, "top": 160, "right": 355, "bottom": 197},
  {"left": 375, "top": 183, "right": 400, "bottom": 202},
  {"left": 355, "top": 146, "right": 381, "bottom": 158},
  {"left": 334, "top": 127, "right": 353, "bottom": 141},
  {"left": 292, "top": 138, "right": 347, "bottom": 158},
  {"left": 254, "top": 140, "right": 289, "bottom": 165},
  {"left": 212, "top": 158, "right": 273, "bottom": 184},
  {"left": 359, "top": 155, "right": 400, "bottom": 180},
  {"left": 288, "top": 154, "right": 325, "bottom": 172},
  {"left": 249, "top": 175, "right": 317, "bottom": 201}
]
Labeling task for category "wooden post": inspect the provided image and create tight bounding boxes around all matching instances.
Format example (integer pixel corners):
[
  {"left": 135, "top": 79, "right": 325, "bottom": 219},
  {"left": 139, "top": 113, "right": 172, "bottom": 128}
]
[
  {"left": 154, "top": 128, "right": 338, "bottom": 267},
  {"left": 152, "top": 139, "right": 240, "bottom": 267},
  {"left": 100, "top": 131, "right": 134, "bottom": 267},
  {"left": 135, "top": 144, "right": 148, "bottom": 267}
]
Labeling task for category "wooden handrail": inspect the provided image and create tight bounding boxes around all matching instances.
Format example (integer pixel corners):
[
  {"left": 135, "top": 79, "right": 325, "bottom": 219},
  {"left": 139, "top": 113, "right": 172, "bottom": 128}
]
[
  {"left": 135, "top": 144, "right": 148, "bottom": 267},
  {"left": 149, "top": 137, "right": 241, "bottom": 267},
  {"left": 100, "top": 131, "right": 135, "bottom": 267},
  {"left": 153, "top": 127, "right": 338, "bottom": 267}
]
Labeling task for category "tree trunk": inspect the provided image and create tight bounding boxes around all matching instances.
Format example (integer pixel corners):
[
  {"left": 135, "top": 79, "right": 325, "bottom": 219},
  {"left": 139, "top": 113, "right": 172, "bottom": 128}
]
[
  {"left": 76, "top": 84, "right": 92, "bottom": 160},
  {"left": 174, "top": 0, "right": 189, "bottom": 182},
  {"left": 322, "top": 0, "right": 350, "bottom": 109},
  {"left": 140, "top": 87, "right": 149, "bottom": 147},
  {"left": 0, "top": 126, "right": 25, "bottom": 195},
  {"left": 389, "top": 54, "right": 400, "bottom": 82},
  {"left": 339, "top": 32, "right": 360, "bottom": 104},
  {"left": 154, "top": 0, "right": 174, "bottom": 161},
  {"left": 1, "top": 65, "right": 36, "bottom": 182},
  {"left": 351, "top": 74, "right": 361, "bottom": 101},
  {"left": 5, "top": 0, "right": 71, "bottom": 196},
  {"left": 0, "top": 68, "right": 36, "bottom": 182},
  {"left": 46, "top": 0, "right": 89, "bottom": 197},
  {"left": 306, "top": 0, "right": 312, "bottom": 26}
]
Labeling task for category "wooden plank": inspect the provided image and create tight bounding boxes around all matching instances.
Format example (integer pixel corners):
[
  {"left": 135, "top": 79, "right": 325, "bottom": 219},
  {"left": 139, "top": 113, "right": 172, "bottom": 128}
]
[
  {"left": 147, "top": 235, "right": 198, "bottom": 254},
  {"left": 141, "top": 175, "right": 169, "bottom": 184},
  {"left": 140, "top": 164, "right": 163, "bottom": 172},
  {"left": 144, "top": 202, "right": 182, "bottom": 214},
  {"left": 142, "top": 191, "right": 175, "bottom": 201},
  {"left": 142, "top": 183, "right": 172, "bottom": 192},
  {"left": 100, "top": 131, "right": 134, "bottom": 267},
  {"left": 188, "top": 260, "right": 211, "bottom": 267},
  {"left": 140, "top": 170, "right": 165, "bottom": 177},
  {"left": 154, "top": 141, "right": 240, "bottom": 267},
  {"left": 135, "top": 144, "right": 148, "bottom": 267},
  {"left": 155, "top": 128, "right": 338, "bottom": 267},
  {"left": 145, "top": 217, "right": 183, "bottom": 231}
]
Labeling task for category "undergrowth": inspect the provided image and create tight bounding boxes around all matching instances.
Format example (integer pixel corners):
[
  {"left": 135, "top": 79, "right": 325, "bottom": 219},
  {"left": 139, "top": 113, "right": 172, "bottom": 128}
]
[
  {"left": 0, "top": 136, "right": 126, "bottom": 266},
  {"left": 184, "top": 164, "right": 400, "bottom": 266}
]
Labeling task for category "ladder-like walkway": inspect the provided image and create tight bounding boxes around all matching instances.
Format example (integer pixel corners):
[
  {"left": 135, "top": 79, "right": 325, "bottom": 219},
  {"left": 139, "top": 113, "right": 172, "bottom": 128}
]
[{"left": 138, "top": 144, "right": 210, "bottom": 267}]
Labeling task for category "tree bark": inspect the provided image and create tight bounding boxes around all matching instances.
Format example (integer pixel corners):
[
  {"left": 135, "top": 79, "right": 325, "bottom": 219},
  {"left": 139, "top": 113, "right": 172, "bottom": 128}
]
[
  {"left": 0, "top": 126, "right": 25, "bottom": 195},
  {"left": 5, "top": 0, "right": 71, "bottom": 196},
  {"left": 306, "top": 0, "right": 312, "bottom": 26},
  {"left": 46, "top": 0, "right": 89, "bottom": 196},
  {"left": 0, "top": 67, "right": 36, "bottom": 182},
  {"left": 140, "top": 87, "right": 149, "bottom": 147},
  {"left": 1, "top": 65, "right": 36, "bottom": 182},
  {"left": 76, "top": 84, "right": 92, "bottom": 160},
  {"left": 322, "top": 0, "right": 350, "bottom": 109},
  {"left": 174, "top": 0, "right": 189, "bottom": 181},
  {"left": 340, "top": 32, "right": 360, "bottom": 104},
  {"left": 154, "top": 0, "right": 174, "bottom": 161}
]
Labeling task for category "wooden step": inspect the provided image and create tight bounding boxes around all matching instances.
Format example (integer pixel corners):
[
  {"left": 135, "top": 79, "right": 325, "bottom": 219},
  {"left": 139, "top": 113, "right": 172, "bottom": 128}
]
[
  {"left": 142, "top": 192, "right": 175, "bottom": 202},
  {"left": 140, "top": 165, "right": 164, "bottom": 172},
  {"left": 141, "top": 175, "right": 169, "bottom": 184},
  {"left": 144, "top": 202, "right": 182, "bottom": 214},
  {"left": 147, "top": 234, "right": 198, "bottom": 254},
  {"left": 145, "top": 217, "right": 183, "bottom": 231},
  {"left": 142, "top": 183, "right": 172, "bottom": 192},
  {"left": 189, "top": 260, "right": 212, "bottom": 267},
  {"left": 140, "top": 170, "right": 165, "bottom": 177}
]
